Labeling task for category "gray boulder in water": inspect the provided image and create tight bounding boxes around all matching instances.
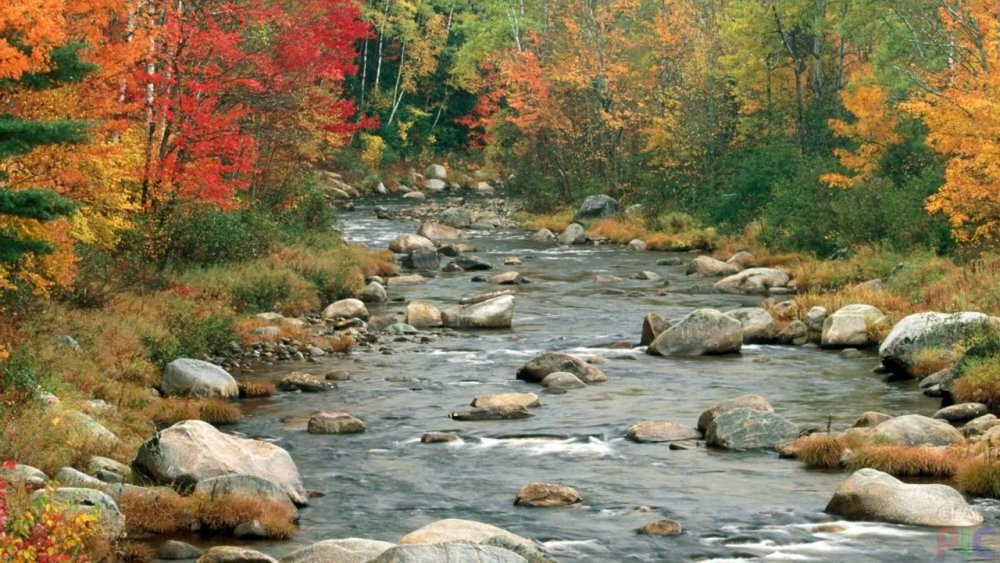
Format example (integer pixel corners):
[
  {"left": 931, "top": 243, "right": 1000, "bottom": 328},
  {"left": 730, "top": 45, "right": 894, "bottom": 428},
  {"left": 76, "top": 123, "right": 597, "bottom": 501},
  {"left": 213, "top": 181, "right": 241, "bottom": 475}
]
[
  {"left": 279, "top": 538, "right": 396, "bottom": 563},
  {"left": 372, "top": 541, "right": 527, "bottom": 563},
  {"left": 704, "top": 408, "right": 798, "bottom": 450},
  {"left": 878, "top": 312, "right": 997, "bottom": 375},
  {"left": 647, "top": 309, "right": 742, "bottom": 356},
  {"left": 516, "top": 352, "right": 607, "bottom": 384},
  {"left": 826, "top": 468, "right": 982, "bottom": 527},
  {"left": 442, "top": 295, "right": 515, "bottom": 329}
]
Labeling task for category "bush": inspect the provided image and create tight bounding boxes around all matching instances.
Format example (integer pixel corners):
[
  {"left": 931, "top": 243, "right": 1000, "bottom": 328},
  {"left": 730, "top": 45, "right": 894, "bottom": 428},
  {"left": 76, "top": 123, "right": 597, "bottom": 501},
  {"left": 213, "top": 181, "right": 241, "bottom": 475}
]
[
  {"left": 952, "top": 356, "right": 1000, "bottom": 410},
  {"left": 956, "top": 458, "right": 1000, "bottom": 498},
  {"left": 0, "top": 349, "right": 44, "bottom": 401},
  {"left": 230, "top": 274, "right": 293, "bottom": 314}
]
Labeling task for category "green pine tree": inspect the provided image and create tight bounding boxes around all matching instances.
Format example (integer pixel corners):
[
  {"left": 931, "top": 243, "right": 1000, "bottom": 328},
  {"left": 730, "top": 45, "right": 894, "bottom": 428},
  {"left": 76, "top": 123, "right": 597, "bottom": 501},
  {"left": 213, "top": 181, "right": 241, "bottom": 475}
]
[{"left": 0, "top": 43, "right": 96, "bottom": 267}]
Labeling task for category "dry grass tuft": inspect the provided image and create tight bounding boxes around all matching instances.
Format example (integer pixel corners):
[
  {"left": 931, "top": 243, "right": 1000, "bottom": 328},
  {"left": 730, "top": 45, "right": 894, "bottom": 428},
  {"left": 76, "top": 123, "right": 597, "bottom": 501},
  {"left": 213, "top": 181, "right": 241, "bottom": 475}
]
[
  {"left": 847, "top": 445, "right": 966, "bottom": 477},
  {"left": 329, "top": 335, "right": 356, "bottom": 354},
  {"left": 117, "top": 487, "right": 194, "bottom": 535},
  {"left": 952, "top": 357, "right": 1000, "bottom": 410},
  {"left": 791, "top": 434, "right": 850, "bottom": 469},
  {"left": 117, "top": 540, "right": 155, "bottom": 561},
  {"left": 239, "top": 380, "right": 276, "bottom": 398},
  {"left": 955, "top": 457, "right": 1000, "bottom": 498},
  {"left": 910, "top": 348, "right": 959, "bottom": 379},
  {"left": 190, "top": 493, "right": 297, "bottom": 539},
  {"left": 198, "top": 398, "right": 242, "bottom": 425},
  {"left": 515, "top": 209, "right": 575, "bottom": 233}
]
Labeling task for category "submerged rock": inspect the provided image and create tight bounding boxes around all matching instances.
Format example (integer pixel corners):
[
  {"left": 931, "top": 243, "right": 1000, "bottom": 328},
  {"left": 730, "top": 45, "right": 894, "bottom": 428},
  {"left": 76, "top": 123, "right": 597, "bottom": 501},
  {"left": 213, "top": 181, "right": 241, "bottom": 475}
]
[
  {"left": 450, "top": 407, "right": 533, "bottom": 421},
  {"left": 514, "top": 483, "right": 582, "bottom": 507},
  {"left": 637, "top": 520, "right": 682, "bottom": 536},
  {"left": 540, "top": 372, "right": 587, "bottom": 390},
  {"left": 826, "top": 468, "right": 982, "bottom": 527},
  {"left": 157, "top": 540, "right": 203, "bottom": 560}
]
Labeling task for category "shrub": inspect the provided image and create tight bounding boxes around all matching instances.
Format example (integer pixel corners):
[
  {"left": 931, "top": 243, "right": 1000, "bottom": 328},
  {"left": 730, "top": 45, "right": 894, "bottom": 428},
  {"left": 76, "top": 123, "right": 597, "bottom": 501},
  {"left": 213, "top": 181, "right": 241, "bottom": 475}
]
[
  {"left": 144, "top": 398, "right": 241, "bottom": 427},
  {"left": 0, "top": 479, "right": 103, "bottom": 561},
  {"left": 239, "top": 381, "right": 276, "bottom": 399},
  {"left": 0, "top": 349, "right": 44, "bottom": 401},
  {"left": 117, "top": 541, "right": 155, "bottom": 561},
  {"left": 847, "top": 445, "right": 965, "bottom": 477},
  {"left": 952, "top": 357, "right": 1000, "bottom": 411},
  {"left": 230, "top": 274, "right": 293, "bottom": 314}
]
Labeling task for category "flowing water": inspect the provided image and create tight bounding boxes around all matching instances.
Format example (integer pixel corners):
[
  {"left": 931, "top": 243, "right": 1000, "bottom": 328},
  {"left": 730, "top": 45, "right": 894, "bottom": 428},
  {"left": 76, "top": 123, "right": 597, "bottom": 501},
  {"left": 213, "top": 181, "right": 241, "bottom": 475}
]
[{"left": 206, "top": 196, "right": 1000, "bottom": 562}]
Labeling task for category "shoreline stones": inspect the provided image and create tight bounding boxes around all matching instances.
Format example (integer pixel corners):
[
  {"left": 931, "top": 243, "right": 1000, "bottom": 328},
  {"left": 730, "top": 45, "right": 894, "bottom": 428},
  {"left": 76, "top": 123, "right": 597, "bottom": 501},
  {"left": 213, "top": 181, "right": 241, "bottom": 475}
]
[
  {"left": 821, "top": 304, "right": 886, "bottom": 348},
  {"left": 879, "top": 312, "right": 997, "bottom": 375},
  {"left": 322, "top": 298, "right": 369, "bottom": 320},
  {"left": 687, "top": 256, "right": 740, "bottom": 277},
  {"left": 714, "top": 268, "right": 790, "bottom": 295},
  {"left": 514, "top": 483, "right": 582, "bottom": 507},
  {"left": 161, "top": 358, "right": 239, "bottom": 399},
  {"left": 826, "top": 468, "right": 982, "bottom": 527}
]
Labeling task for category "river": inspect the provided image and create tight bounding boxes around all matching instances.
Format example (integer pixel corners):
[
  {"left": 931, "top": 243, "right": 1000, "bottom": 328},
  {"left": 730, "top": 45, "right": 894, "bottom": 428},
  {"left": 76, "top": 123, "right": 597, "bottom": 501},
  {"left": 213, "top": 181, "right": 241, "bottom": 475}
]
[{"left": 214, "top": 196, "right": 1000, "bottom": 562}]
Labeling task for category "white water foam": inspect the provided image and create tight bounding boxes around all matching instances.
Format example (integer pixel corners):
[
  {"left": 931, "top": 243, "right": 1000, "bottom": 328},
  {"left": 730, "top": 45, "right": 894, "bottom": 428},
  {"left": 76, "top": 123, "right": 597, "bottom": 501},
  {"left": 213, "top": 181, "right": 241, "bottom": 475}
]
[{"left": 466, "top": 436, "right": 618, "bottom": 458}]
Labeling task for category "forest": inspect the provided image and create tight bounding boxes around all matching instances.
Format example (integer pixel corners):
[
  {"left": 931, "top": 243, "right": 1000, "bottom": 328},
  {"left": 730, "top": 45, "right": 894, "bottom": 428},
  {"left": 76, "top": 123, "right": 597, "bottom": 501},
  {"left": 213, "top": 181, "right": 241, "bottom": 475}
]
[{"left": 0, "top": 0, "right": 999, "bottom": 561}]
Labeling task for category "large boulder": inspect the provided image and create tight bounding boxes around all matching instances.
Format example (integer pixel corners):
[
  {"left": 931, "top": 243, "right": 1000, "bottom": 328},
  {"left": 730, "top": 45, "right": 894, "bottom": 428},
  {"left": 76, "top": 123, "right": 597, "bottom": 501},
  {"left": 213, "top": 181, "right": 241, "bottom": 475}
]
[
  {"left": 406, "top": 301, "right": 442, "bottom": 328},
  {"left": 821, "top": 304, "right": 886, "bottom": 348},
  {"left": 686, "top": 256, "right": 740, "bottom": 277},
  {"left": 516, "top": 352, "right": 607, "bottom": 384},
  {"left": 700, "top": 398, "right": 769, "bottom": 433},
  {"left": 725, "top": 308, "right": 779, "bottom": 344},
  {"left": 440, "top": 208, "right": 476, "bottom": 228},
  {"left": 388, "top": 234, "right": 436, "bottom": 254},
  {"left": 161, "top": 358, "right": 239, "bottom": 399},
  {"left": 647, "top": 309, "right": 742, "bottom": 356},
  {"left": 280, "top": 539, "right": 396, "bottom": 563},
  {"left": 402, "top": 248, "right": 440, "bottom": 270},
  {"left": 193, "top": 474, "right": 295, "bottom": 512},
  {"left": 323, "top": 298, "right": 369, "bottom": 320},
  {"left": 573, "top": 195, "right": 618, "bottom": 221},
  {"left": 30, "top": 487, "right": 124, "bottom": 540},
  {"left": 870, "top": 414, "right": 963, "bottom": 446},
  {"left": 372, "top": 541, "right": 526, "bottom": 563},
  {"left": 441, "top": 295, "right": 515, "bottom": 329},
  {"left": 826, "top": 468, "right": 983, "bottom": 527},
  {"left": 558, "top": 223, "right": 586, "bottom": 246},
  {"left": 134, "top": 420, "right": 307, "bottom": 505},
  {"left": 714, "top": 268, "right": 790, "bottom": 295},
  {"left": 417, "top": 222, "right": 464, "bottom": 242},
  {"left": 626, "top": 421, "right": 700, "bottom": 443},
  {"left": 879, "top": 312, "right": 997, "bottom": 375},
  {"left": 705, "top": 408, "right": 798, "bottom": 450}
]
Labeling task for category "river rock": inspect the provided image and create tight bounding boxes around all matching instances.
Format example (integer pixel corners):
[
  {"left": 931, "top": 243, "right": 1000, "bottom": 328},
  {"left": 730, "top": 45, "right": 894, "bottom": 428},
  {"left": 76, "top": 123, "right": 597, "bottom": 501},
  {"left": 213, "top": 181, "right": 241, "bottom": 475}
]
[
  {"left": 402, "top": 191, "right": 425, "bottom": 201},
  {"left": 686, "top": 256, "right": 740, "bottom": 277},
  {"left": 805, "top": 306, "right": 829, "bottom": 333},
  {"left": 426, "top": 164, "right": 447, "bottom": 180},
  {"left": 161, "top": 358, "right": 239, "bottom": 399},
  {"left": 278, "top": 372, "right": 333, "bottom": 393},
  {"left": 714, "top": 268, "right": 790, "bottom": 295},
  {"left": 853, "top": 412, "right": 893, "bottom": 428},
  {"left": 197, "top": 546, "right": 278, "bottom": 563},
  {"left": 647, "top": 309, "right": 742, "bottom": 356},
  {"left": 424, "top": 179, "right": 447, "bottom": 193},
  {"left": 540, "top": 372, "right": 587, "bottom": 390},
  {"left": 726, "top": 251, "right": 755, "bottom": 268},
  {"left": 627, "top": 239, "right": 647, "bottom": 251},
  {"left": 373, "top": 541, "right": 526, "bottom": 563},
  {"left": 633, "top": 271, "right": 661, "bottom": 281},
  {"left": 454, "top": 255, "right": 493, "bottom": 271},
  {"left": 134, "top": 420, "right": 307, "bottom": 505},
  {"left": 516, "top": 352, "right": 607, "bottom": 384},
  {"left": 30, "top": 487, "right": 124, "bottom": 540},
  {"left": 308, "top": 412, "right": 366, "bottom": 434},
  {"left": 323, "top": 299, "right": 369, "bottom": 320},
  {"left": 697, "top": 395, "right": 774, "bottom": 434},
  {"left": 821, "top": 304, "right": 886, "bottom": 348},
  {"left": 387, "top": 274, "right": 426, "bottom": 287},
  {"left": 871, "top": 414, "right": 963, "bottom": 446},
  {"left": 406, "top": 301, "right": 442, "bottom": 328},
  {"left": 879, "top": 312, "right": 997, "bottom": 375},
  {"left": 441, "top": 295, "right": 515, "bottom": 329},
  {"left": 640, "top": 313, "right": 671, "bottom": 346},
  {"left": 637, "top": 520, "right": 682, "bottom": 536},
  {"left": 725, "top": 308, "right": 778, "bottom": 344},
  {"left": 825, "top": 468, "right": 983, "bottom": 527},
  {"left": 777, "top": 321, "right": 809, "bottom": 345},
  {"left": 421, "top": 432, "right": 460, "bottom": 444},
  {"left": 491, "top": 271, "right": 523, "bottom": 285},
  {"left": 934, "top": 403, "right": 988, "bottom": 423},
  {"left": 441, "top": 207, "right": 475, "bottom": 228},
  {"left": 450, "top": 407, "right": 532, "bottom": 421},
  {"left": 626, "top": 421, "right": 700, "bottom": 443},
  {"left": 962, "top": 414, "right": 1000, "bottom": 437},
  {"left": 460, "top": 290, "right": 516, "bottom": 305},
  {"left": 360, "top": 282, "right": 388, "bottom": 303},
  {"left": 472, "top": 392, "right": 540, "bottom": 410},
  {"left": 402, "top": 248, "right": 440, "bottom": 270},
  {"left": 280, "top": 539, "right": 396, "bottom": 563},
  {"left": 55, "top": 467, "right": 106, "bottom": 490},
  {"left": 418, "top": 222, "right": 464, "bottom": 242},
  {"left": 158, "top": 540, "right": 203, "bottom": 560},
  {"left": 574, "top": 194, "right": 619, "bottom": 221},
  {"left": 705, "top": 408, "right": 798, "bottom": 450},
  {"left": 533, "top": 229, "right": 556, "bottom": 243},
  {"left": 514, "top": 483, "right": 582, "bottom": 507},
  {"left": 388, "top": 234, "right": 436, "bottom": 254},
  {"left": 558, "top": 223, "right": 586, "bottom": 245},
  {"left": 194, "top": 474, "right": 295, "bottom": 512},
  {"left": 595, "top": 274, "right": 623, "bottom": 283}
]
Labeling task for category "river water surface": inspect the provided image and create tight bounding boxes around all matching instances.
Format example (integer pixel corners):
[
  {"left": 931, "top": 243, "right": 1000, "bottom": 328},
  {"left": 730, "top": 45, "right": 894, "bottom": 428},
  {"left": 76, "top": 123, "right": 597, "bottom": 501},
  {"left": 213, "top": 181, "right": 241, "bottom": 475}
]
[{"left": 217, "top": 196, "right": 1000, "bottom": 562}]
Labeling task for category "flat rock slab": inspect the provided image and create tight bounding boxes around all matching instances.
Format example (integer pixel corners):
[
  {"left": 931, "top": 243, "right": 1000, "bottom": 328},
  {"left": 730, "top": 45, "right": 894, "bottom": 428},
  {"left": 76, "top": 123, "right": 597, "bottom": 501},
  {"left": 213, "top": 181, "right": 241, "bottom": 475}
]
[
  {"left": 472, "top": 392, "right": 540, "bottom": 410},
  {"left": 626, "top": 421, "right": 700, "bottom": 443},
  {"left": 450, "top": 407, "right": 533, "bottom": 421}
]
